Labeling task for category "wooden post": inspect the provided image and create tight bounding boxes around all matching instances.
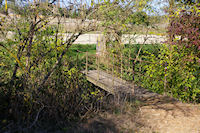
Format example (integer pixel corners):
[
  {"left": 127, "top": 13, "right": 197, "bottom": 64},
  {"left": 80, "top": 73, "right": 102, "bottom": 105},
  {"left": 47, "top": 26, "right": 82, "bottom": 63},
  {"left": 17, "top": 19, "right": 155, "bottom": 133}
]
[
  {"left": 112, "top": 54, "right": 114, "bottom": 87},
  {"left": 98, "top": 55, "right": 100, "bottom": 81},
  {"left": 107, "top": 53, "right": 109, "bottom": 73},
  {"left": 86, "top": 52, "right": 88, "bottom": 74},
  {"left": 129, "top": 52, "right": 131, "bottom": 69},
  {"left": 121, "top": 53, "right": 123, "bottom": 79},
  {"left": 132, "top": 59, "right": 135, "bottom": 96},
  {"left": 132, "top": 60, "right": 135, "bottom": 81},
  {"left": 96, "top": 54, "right": 97, "bottom": 66},
  {"left": 164, "top": 62, "right": 167, "bottom": 93},
  {"left": 76, "top": 53, "right": 78, "bottom": 68}
]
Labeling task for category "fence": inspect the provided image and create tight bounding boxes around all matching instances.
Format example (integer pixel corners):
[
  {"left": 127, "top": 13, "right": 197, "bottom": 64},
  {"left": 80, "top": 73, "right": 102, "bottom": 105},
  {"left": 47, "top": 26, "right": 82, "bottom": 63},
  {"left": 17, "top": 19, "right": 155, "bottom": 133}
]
[{"left": 76, "top": 49, "right": 168, "bottom": 91}]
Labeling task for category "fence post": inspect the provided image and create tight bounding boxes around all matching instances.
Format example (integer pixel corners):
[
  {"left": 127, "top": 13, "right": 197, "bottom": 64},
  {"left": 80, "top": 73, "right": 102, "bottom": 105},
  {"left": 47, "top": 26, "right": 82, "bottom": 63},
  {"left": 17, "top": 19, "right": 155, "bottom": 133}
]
[
  {"left": 107, "top": 53, "right": 109, "bottom": 73},
  {"left": 129, "top": 52, "right": 131, "bottom": 69},
  {"left": 76, "top": 53, "right": 78, "bottom": 68},
  {"left": 97, "top": 55, "right": 100, "bottom": 81},
  {"left": 131, "top": 59, "right": 135, "bottom": 96},
  {"left": 164, "top": 62, "right": 167, "bottom": 93},
  {"left": 86, "top": 52, "right": 88, "bottom": 75},
  {"left": 112, "top": 53, "right": 114, "bottom": 87},
  {"left": 132, "top": 60, "right": 135, "bottom": 82},
  {"left": 121, "top": 53, "right": 123, "bottom": 79}
]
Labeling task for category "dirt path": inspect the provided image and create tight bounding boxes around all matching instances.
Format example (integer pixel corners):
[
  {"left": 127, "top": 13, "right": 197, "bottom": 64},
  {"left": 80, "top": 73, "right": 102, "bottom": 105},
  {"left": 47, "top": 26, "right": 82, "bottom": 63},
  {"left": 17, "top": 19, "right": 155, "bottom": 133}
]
[
  {"left": 136, "top": 97, "right": 200, "bottom": 133},
  {"left": 133, "top": 86, "right": 200, "bottom": 133},
  {"left": 74, "top": 87, "right": 200, "bottom": 133}
]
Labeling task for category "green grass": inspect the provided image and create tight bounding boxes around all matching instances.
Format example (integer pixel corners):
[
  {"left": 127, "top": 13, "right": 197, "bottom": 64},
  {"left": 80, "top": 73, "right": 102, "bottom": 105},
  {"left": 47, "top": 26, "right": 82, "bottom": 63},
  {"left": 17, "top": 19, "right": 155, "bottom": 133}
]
[
  {"left": 67, "top": 44, "right": 96, "bottom": 58},
  {"left": 66, "top": 44, "right": 162, "bottom": 72},
  {"left": 67, "top": 44, "right": 96, "bottom": 69},
  {"left": 66, "top": 43, "right": 162, "bottom": 62},
  {"left": 67, "top": 44, "right": 161, "bottom": 58},
  {"left": 124, "top": 44, "right": 162, "bottom": 57}
]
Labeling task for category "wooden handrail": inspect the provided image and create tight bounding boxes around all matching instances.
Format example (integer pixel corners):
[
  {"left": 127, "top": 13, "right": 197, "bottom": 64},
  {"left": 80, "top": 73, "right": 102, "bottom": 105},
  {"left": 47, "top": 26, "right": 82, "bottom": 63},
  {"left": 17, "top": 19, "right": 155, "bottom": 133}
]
[
  {"left": 76, "top": 49, "right": 154, "bottom": 64},
  {"left": 112, "top": 53, "right": 114, "bottom": 87},
  {"left": 97, "top": 55, "right": 100, "bottom": 81},
  {"left": 86, "top": 52, "right": 88, "bottom": 74},
  {"left": 77, "top": 49, "right": 164, "bottom": 83},
  {"left": 121, "top": 53, "right": 123, "bottom": 79}
]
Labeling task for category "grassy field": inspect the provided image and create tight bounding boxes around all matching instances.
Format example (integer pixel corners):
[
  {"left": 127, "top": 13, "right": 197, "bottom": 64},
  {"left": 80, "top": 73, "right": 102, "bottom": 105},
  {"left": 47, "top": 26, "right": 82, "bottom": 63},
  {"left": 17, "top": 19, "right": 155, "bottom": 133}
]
[
  {"left": 68, "top": 44, "right": 161, "bottom": 56},
  {"left": 67, "top": 44, "right": 162, "bottom": 63},
  {"left": 67, "top": 44, "right": 96, "bottom": 58},
  {"left": 67, "top": 44, "right": 162, "bottom": 74}
]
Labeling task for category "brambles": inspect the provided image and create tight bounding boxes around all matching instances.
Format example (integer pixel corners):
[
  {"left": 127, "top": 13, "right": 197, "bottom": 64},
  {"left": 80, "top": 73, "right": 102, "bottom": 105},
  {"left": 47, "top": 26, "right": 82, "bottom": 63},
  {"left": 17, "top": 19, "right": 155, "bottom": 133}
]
[
  {"left": 1, "top": 0, "right": 146, "bottom": 131},
  {"left": 137, "top": 3, "right": 200, "bottom": 102},
  {"left": 139, "top": 44, "right": 200, "bottom": 102}
]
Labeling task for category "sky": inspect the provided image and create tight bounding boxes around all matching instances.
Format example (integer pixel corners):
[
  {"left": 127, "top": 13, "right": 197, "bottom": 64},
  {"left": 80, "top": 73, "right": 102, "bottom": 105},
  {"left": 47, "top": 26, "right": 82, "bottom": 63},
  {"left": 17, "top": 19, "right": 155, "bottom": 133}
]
[
  {"left": 146, "top": 0, "right": 169, "bottom": 16},
  {"left": 2, "top": 0, "right": 169, "bottom": 16}
]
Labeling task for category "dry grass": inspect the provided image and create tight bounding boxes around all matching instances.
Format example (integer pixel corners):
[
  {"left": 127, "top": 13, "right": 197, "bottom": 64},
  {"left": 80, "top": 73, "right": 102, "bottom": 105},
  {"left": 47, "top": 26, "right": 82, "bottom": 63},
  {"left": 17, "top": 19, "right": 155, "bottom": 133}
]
[{"left": 66, "top": 89, "right": 200, "bottom": 133}]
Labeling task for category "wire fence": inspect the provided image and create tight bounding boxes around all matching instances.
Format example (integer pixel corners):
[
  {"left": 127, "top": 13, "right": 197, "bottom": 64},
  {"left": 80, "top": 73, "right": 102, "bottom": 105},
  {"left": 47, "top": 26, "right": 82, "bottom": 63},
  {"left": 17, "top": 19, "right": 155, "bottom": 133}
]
[{"left": 76, "top": 47, "right": 169, "bottom": 93}]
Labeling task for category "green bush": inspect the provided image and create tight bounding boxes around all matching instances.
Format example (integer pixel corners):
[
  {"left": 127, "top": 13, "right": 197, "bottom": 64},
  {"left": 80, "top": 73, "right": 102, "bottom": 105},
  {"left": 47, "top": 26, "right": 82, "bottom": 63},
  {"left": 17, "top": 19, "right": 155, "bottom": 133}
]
[
  {"left": 139, "top": 44, "right": 200, "bottom": 102},
  {"left": 0, "top": 66, "right": 103, "bottom": 131},
  {"left": 124, "top": 44, "right": 162, "bottom": 57}
]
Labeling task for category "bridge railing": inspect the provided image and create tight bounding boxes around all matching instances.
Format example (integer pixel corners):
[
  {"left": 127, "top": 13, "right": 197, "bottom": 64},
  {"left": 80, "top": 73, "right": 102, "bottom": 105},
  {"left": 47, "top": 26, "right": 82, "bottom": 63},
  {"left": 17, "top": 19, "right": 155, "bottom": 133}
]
[
  {"left": 76, "top": 50, "right": 139, "bottom": 83},
  {"left": 76, "top": 49, "right": 169, "bottom": 93}
]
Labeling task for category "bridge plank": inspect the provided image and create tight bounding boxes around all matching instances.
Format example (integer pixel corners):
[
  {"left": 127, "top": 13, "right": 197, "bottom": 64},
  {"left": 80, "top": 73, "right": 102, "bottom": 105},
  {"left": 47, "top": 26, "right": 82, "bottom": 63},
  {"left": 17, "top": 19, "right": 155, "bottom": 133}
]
[{"left": 83, "top": 70, "right": 134, "bottom": 95}]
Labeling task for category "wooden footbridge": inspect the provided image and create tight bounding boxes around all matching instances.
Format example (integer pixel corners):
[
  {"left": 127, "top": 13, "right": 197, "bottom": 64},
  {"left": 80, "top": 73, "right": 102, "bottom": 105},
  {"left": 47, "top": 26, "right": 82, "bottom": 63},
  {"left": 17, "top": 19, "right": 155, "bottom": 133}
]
[{"left": 77, "top": 50, "right": 138, "bottom": 95}]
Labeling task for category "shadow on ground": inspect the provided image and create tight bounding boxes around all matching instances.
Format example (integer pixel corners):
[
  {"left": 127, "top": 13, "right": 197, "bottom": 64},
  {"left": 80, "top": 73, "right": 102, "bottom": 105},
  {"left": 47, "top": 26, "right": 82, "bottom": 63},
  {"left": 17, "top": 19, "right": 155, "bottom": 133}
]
[{"left": 66, "top": 117, "right": 119, "bottom": 133}]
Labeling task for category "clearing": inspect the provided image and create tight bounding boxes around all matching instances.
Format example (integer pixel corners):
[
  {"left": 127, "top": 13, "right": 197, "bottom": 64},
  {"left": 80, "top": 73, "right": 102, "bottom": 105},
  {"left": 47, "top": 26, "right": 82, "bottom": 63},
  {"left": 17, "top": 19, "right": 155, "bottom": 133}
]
[{"left": 69, "top": 86, "right": 200, "bottom": 133}]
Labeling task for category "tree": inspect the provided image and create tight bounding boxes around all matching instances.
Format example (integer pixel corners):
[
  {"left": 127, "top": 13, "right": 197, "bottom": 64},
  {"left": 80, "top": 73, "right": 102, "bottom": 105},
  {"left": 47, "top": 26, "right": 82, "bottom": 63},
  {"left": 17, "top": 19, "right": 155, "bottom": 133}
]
[
  {"left": 0, "top": 0, "right": 155, "bottom": 91},
  {"left": 1, "top": 0, "right": 153, "bottom": 129},
  {"left": 95, "top": 0, "right": 152, "bottom": 53},
  {"left": 130, "top": 11, "right": 149, "bottom": 26},
  {"left": 168, "top": 1, "right": 200, "bottom": 54},
  {"left": 1, "top": 0, "right": 100, "bottom": 89},
  {"left": 0, "top": 0, "right": 101, "bottom": 127},
  {"left": 139, "top": 0, "right": 200, "bottom": 102}
]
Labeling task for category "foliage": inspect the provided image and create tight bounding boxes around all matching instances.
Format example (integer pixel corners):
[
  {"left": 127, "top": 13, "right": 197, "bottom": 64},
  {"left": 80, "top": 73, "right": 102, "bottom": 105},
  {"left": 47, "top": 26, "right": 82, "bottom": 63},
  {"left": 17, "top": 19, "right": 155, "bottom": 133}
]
[
  {"left": 67, "top": 44, "right": 96, "bottom": 58},
  {"left": 139, "top": 44, "right": 200, "bottom": 102},
  {"left": 175, "top": 0, "right": 199, "bottom": 5},
  {"left": 0, "top": 66, "right": 103, "bottom": 131},
  {"left": 137, "top": 3, "right": 200, "bottom": 102},
  {"left": 129, "top": 11, "right": 150, "bottom": 26},
  {"left": 168, "top": 4, "right": 200, "bottom": 52},
  {"left": 123, "top": 44, "right": 162, "bottom": 57},
  {"left": 96, "top": 0, "right": 153, "bottom": 52},
  {"left": 0, "top": 0, "right": 105, "bottom": 131},
  {"left": 1, "top": 0, "right": 156, "bottom": 131}
]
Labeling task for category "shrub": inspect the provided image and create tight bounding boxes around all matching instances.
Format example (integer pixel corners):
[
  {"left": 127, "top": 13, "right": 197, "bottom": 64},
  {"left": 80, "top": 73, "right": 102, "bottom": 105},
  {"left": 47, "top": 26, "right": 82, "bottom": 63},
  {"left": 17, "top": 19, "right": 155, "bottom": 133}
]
[
  {"left": 141, "top": 45, "right": 199, "bottom": 102},
  {"left": 136, "top": 4, "right": 200, "bottom": 103},
  {"left": 0, "top": 66, "right": 103, "bottom": 131}
]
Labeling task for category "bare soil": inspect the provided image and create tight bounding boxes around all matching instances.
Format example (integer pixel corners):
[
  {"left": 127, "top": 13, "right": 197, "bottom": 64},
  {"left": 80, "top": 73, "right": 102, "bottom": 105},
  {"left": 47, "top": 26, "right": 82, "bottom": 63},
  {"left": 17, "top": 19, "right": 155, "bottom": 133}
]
[
  {"left": 23, "top": 87, "right": 200, "bottom": 133},
  {"left": 135, "top": 96, "right": 200, "bottom": 133},
  {"left": 73, "top": 87, "right": 200, "bottom": 133}
]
